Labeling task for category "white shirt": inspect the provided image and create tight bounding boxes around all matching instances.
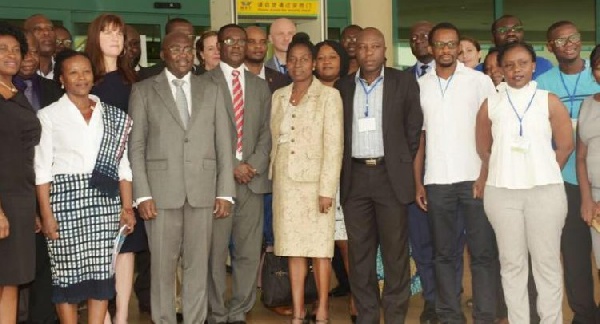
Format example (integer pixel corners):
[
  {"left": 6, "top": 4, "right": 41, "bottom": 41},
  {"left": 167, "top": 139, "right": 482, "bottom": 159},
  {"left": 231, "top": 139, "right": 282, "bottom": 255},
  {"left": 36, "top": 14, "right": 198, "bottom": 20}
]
[
  {"left": 35, "top": 94, "right": 133, "bottom": 184},
  {"left": 486, "top": 82, "right": 563, "bottom": 189},
  {"left": 415, "top": 60, "right": 434, "bottom": 79},
  {"left": 352, "top": 67, "right": 385, "bottom": 158},
  {"left": 418, "top": 62, "right": 496, "bottom": 185},
  {"left": 164, "top": 69, "right": 192, "bottom": 115},
  {"left": 37, "top": 57, "right": 55, "bottom": 80}
]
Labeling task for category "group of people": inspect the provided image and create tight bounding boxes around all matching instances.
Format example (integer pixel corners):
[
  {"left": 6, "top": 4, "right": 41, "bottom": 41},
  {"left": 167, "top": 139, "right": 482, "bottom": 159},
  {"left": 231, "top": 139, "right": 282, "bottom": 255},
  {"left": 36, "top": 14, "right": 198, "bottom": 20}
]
[{"left": 0, "top": 9, "right": 599, "bottom": 324}]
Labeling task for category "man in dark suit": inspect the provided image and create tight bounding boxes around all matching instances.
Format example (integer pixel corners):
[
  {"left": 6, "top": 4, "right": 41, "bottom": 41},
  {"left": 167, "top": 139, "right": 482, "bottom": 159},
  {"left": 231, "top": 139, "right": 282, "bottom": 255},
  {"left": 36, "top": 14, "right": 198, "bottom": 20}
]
[
  {"left": 138, "top": 18, "right": 201, "bottom": 81},
  {"left": 205, "top": 24, "right": 272, "bottom": 324},
  {"left": 128, "top": 32, "right": 236, "bottom": 324},
  {"left": 13, "top": 31, "right": 62, "bottom": 324},
  {"left": 335, "top": 27, "right": 423, "bottom": 324}
]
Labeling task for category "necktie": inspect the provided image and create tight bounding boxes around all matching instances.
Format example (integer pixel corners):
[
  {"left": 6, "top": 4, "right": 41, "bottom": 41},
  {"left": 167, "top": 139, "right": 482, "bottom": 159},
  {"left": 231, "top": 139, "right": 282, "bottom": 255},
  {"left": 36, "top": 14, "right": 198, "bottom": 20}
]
[
  {"left": 280, "top": 64, "right": 288, "bottom": 75},
  {"left": 23, "top": 79, "right": 40, "bottom": 110},
  {"left": 232, "top": 70, "right": 244, "bottom": 156},
  {"left": 172, "top": 79, "right": 190, "bottom": 129},
  {"left": 419, "top": 64, "right": 429, "bottom": 77}
]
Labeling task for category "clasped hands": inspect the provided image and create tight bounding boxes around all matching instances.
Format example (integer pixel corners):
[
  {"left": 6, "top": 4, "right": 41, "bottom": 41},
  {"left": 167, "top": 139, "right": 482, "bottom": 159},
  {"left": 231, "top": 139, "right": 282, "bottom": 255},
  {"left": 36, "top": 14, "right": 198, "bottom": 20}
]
[{"left": 234, "top": 162, "right": 257, "bottom": 184}]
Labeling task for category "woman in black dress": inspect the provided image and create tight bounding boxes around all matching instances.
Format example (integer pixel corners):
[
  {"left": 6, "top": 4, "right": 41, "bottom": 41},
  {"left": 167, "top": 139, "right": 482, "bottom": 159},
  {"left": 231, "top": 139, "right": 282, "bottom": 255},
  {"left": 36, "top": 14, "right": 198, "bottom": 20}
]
[
  {"left": 84, "top": 14, "right": 143, "bottom": 324},
  {"left": 0, "top": 23, "right": 41, "bottom": 323}
]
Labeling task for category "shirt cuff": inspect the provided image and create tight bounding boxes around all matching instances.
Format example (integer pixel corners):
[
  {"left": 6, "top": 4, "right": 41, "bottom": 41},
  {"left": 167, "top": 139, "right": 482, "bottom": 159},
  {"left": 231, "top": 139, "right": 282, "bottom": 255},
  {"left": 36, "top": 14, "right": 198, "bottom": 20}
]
[
  {"left": 134, "top": 196, "right": 152, "bottom": 207},
  {"left": 217, "top": 196, "right": 234, "bottom": 204}
]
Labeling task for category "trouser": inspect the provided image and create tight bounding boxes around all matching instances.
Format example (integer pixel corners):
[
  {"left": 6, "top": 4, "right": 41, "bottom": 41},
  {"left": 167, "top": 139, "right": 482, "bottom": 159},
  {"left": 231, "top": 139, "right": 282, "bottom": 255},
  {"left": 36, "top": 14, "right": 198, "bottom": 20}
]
[
  {"left": 485, "top": 184, "right": 566, "bottom": 324},
  {"left": 27, "top": 233, "right": 57, "bottom": 324}
]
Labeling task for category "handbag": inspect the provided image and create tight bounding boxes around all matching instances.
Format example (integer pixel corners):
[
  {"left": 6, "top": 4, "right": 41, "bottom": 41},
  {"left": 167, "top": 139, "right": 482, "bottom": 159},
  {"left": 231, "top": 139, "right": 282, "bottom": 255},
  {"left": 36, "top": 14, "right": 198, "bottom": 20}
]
[{"left": 260, "top": 252, "right": 318, "bottom": 308}]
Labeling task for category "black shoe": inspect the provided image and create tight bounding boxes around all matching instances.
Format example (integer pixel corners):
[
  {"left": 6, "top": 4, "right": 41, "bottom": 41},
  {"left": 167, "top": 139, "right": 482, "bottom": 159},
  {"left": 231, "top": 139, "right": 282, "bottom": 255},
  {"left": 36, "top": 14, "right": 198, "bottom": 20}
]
[
  {"left": 228, "top": 322, "right": 246, "bottom": 324},
  {"left": 350, "top": 315, "right": 357, "bottom": 323},
  {"left": 328, "top": 285, "right": 350, "bottom": 297},
  {"left": 176, "top": 312, "right": 183, "bottom": 323},
  {"left": 420, "top": 300, "right": 439, "bottom": 324}
]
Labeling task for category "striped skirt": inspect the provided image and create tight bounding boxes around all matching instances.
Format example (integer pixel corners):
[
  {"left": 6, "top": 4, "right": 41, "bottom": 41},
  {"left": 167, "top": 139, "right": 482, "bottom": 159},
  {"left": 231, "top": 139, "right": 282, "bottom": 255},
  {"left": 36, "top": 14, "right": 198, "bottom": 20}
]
[{"left": 47, "top": 173, "right": 120, "bottom": 304}]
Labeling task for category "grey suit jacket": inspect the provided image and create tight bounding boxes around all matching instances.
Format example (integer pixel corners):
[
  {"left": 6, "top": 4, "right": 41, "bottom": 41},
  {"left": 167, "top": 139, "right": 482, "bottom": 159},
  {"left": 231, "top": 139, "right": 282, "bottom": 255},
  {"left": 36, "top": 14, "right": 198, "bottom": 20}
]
[
  {"left": 206, "top": 67, "right": 272, "bottom": 194},
  {"left": 128, "top": 70, "right": 236, "bottom": 209}
]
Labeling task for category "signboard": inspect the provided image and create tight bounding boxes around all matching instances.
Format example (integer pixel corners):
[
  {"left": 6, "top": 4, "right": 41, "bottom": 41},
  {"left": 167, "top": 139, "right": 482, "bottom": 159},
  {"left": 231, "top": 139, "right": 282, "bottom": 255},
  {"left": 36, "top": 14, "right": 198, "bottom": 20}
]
[{"left": 237, "top": 0, "right": 319, "bottom": 18}]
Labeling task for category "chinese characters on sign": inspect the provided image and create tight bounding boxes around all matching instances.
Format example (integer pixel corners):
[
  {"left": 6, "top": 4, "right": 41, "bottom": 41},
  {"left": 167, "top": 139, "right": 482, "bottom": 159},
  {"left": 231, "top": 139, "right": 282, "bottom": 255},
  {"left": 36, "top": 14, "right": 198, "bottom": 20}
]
[{"left": 237, "top": 0, "right": 319, "bottom": 18}]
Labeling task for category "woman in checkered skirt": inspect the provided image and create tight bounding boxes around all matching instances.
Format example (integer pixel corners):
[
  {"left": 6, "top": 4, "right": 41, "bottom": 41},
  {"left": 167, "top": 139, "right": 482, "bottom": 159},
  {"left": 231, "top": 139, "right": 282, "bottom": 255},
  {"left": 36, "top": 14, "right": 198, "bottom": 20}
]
[{"left": 34, "top": 50, "right": 135, "bottom": 324}]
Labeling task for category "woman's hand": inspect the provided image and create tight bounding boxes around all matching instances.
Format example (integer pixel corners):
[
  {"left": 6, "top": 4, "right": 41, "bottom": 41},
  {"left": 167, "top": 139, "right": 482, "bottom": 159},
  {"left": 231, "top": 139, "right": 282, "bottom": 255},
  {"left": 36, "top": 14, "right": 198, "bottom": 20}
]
[
  {"left": 319, "top": 196, "right": 333, "bottom": 214},
  {"left": 120, "top": 208, "right": 136, "bottom": 235},
  {"left": 42, "top": 214, "right": 59, "bottom": 240},
  {"left": 0, "top": 213, "right": 9, "bottom": 239},
  {"left": 581, "top": 197, "right": 596, "bottom": 226}
]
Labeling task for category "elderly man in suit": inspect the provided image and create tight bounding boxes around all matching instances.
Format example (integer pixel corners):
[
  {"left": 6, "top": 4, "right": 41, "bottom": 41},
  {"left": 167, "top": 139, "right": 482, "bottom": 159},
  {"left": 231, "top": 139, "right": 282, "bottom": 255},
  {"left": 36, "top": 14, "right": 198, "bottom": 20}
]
[
  {"left": 335, "top": 27, "right": 423, "bottom": 324},
  {"left": 205, "top": 24, "right": 272, "bottom": 324},
  {"left": 128, "top": 31, "right": 235, "bottom": 324}
]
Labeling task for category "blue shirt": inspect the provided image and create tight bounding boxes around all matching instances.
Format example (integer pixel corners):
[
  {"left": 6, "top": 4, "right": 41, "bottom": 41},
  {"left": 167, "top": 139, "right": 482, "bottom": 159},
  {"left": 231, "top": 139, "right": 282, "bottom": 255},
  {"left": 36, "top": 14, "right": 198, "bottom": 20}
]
[
  {"left": 476, "top": 56, "right": 554, "bottom": 80},
  {"left": 536, "top": 59, "right": 600, "bottom": 184},
  {"left": 352, "top": 68, "right": 385, "bottom": 158}
]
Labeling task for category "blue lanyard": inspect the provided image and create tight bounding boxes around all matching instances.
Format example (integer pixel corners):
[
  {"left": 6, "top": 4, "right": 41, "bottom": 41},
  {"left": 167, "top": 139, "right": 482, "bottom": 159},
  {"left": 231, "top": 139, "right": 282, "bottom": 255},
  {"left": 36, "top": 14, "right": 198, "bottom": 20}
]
[
  {"left": 358, "top": 76, "right": 383, "bottom": 117},
  {"left": 559, "top": 71, "right": 582, "bottom": 118},
  {"left": 437, "top": 74, "right": 454, "bottom": 98},
  {"left": 274, "top": 56, "right": 287, "bottom": 74},
  {"left": 507, "top": 89, "right": 537, "bottom": 137}
]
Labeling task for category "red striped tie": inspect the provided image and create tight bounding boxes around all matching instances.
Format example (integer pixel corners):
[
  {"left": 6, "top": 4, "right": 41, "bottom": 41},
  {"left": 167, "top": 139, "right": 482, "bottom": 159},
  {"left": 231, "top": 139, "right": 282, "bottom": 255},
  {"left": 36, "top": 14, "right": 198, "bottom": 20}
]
[{"left": 232, "top": 70, "right": 244, "bottom": 156}]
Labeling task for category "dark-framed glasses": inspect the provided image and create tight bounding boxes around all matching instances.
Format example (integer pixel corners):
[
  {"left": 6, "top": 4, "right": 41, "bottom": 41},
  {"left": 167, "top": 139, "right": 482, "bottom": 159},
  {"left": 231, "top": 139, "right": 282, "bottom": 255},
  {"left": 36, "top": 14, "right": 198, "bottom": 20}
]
[
  {"left": 431, "top": 40, "right": 459, "bottom": 49},
  {"left": 553, "top": 33, "right": 581, "bottom": 47},
  {"left": 222, "top": 38, "right": 247, "bottom": 46},
  {"left": 495, "top": 25, "right": 525, "bottom": 35},
  {"left": 56, "top": 39, "right": 73, "bottom": 47}
]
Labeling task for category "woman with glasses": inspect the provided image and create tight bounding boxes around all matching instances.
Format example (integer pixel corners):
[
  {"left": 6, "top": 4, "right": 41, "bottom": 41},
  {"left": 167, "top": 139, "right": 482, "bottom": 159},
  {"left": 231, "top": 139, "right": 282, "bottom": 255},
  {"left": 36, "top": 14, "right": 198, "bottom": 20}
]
[{"left": 84, "top": 13, "right": 143, "bottom": 324}]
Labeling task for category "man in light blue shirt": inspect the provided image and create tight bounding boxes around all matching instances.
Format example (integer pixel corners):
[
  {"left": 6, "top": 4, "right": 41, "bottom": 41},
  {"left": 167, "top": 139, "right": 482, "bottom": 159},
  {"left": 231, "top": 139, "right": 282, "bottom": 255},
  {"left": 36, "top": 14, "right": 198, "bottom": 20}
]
[{"left": 536, "top": 20, "right": 600, "bottom": 324}]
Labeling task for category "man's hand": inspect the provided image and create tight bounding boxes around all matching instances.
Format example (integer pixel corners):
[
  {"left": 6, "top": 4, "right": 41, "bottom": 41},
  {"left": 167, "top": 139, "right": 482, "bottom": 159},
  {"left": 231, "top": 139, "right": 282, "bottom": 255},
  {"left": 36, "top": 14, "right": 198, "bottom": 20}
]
[
  {"left": 41, "top": 215, "right": 59, "bottom": 240},
  {"left": 415, "top": 184, "right": 428, "bottom": 212},
  {"left": 214, "top": 199, "right": 232, "bottom": 218},
  {"left": 0, "top": 214, "right": 9, "bottom": 239},
  {"left": 120, "top": 208, "right": 136, "bottom": 235},
  {"left": 319, "top": 196, "right": 333, "bottom": 214},
  {"left": 472, "top": 177, "right": 486, "bottom": 200},
  {"left": 138, "top": 199, "right": 158, "bottom": 221},
  {"left": 234, "top": 163, "right": 257, "bottom": 184}
]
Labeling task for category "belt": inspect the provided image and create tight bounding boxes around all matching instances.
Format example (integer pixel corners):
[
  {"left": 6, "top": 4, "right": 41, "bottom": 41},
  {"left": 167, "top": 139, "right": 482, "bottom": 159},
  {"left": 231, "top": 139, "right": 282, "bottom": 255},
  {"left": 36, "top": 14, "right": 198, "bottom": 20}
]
[{"left": 352, "top": 157, "right": 385, "bottom": 166}]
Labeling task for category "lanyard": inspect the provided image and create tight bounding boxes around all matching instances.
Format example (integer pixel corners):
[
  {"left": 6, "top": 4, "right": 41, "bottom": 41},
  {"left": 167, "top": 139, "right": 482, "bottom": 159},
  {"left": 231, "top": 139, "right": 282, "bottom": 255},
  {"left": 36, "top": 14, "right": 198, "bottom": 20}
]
[
  {"left": 358, "top": 76, "right": 383, "bottom": 117},
  {"left": 559, "top": 71, "right": 582, "bottom": 118},
  {"left": 507, "top": 89, "right": 537, "bottom": 137},
  {"left": 437, "top": 74, "right": 454, "bottom": 98}
]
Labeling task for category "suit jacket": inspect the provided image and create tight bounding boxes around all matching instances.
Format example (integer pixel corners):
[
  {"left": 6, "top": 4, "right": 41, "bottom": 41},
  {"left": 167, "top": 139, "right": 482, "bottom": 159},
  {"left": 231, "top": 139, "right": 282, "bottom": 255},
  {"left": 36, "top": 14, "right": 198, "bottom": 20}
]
[
  {"left": 128, "top": 70, "right": 236, "bottom": 209},
  {"left": 336, "top": 67, "right": 423, "bottom": 204},
  {"left": 206, "top": 66, "right": 272, "bottom": 194},
  {"left": 38, "top": 77, "right": 63, "bottom": 108},
  {"left": 264, "top": 57, "right": 279, "bottom": 73},
  {"left": 264, "top": 66, "right": 290, "bottom": 93},
  {"left": 269, "top": 78, "right": 344, "bottom": 198}
]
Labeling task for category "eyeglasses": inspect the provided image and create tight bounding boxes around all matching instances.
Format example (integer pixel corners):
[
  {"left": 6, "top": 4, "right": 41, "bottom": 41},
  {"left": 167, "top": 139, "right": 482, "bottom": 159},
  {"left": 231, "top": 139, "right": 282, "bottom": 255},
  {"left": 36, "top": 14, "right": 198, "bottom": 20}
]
[
  {"left": 56, "top": 39, "right": 73, "bottom": 47},
  {"left": 552, "top": 33, "right": 581, "bottom": 47},
  {"left": 167, "top": 46, "right": 194, "bottom": 55},
  {"left": 222, "top": 38, "right": 247, "bottom": 46},
  {"left": 495, "top": 25, "right": 525, "bottom": 35},
  {"left": 410, "top": 33, "right": 429, "bottom": 43},
  {"left": 342, "top": 36, "right": 357, "bottom": 43},
  {"left": 431, "top": 41, "right": 459, "bottom": 49}
]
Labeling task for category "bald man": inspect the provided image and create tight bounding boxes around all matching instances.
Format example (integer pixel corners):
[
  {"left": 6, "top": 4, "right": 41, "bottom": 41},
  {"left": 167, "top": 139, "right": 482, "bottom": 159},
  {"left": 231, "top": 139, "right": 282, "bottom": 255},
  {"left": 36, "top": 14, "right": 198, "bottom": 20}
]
[
  {"left": 24, "top": 14, "right": 56, "bottom": 79},
  {"left": 264, "top": 18, "right": 296, "bottom": 75},
  {"left": 125, "top": 25, "right": 142, "bottom": 71},
  {"left": 336, "top": 27, "right": 423, "bottom": 324}
]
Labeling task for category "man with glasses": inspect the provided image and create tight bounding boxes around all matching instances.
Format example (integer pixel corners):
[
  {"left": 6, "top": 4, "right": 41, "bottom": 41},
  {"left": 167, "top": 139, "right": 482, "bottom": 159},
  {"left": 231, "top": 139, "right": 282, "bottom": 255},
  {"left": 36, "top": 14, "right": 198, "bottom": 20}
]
[
  {"left": 415, "top": 22, "right": 498, "bottom": 323},
  {"left": 536, "top": 20, "right": 600, "bottom": 324},
  {"left": 341, "top": 24, "right": 362, "bottom": 75},
  {"left": 54, "top": 26, "right": 72, "bottom": 54},
  {"left": 23, "top": 14, "right": 56, "bottom": 80},
  {"left": 206, "top": 23, "right": 272, "bottom": 324},
  {"left": 487, "top": 15, "right": 553, "bottom": 79},
  {"left": 129, "top": 31, "right": 235, "bottom": 324}
]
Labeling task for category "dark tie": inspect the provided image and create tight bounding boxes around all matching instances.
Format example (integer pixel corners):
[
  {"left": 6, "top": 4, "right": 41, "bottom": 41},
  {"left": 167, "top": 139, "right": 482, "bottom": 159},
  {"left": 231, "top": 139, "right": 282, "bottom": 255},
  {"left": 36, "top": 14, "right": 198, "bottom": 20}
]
[
  {"left": 280, "top": 64, "right": 288, "bottom": 75},
  {"left": 419, "top": 64, "right": 429, "bottom": 77},
  {"left": 23, "top": 79, "right": 40, "bottom": 110}
]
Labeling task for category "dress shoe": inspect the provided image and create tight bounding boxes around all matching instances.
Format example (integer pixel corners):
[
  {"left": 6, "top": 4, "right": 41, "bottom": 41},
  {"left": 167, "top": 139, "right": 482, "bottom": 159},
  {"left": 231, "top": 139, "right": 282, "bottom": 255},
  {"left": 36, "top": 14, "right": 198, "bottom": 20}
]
[
  {"left": 328, "top": 285, "right": 350, "bottom": 297},
  {"left": 350, "top": 315, "right": 357, "bottom": 323},
  {"left": 228, "top": 321, "right": 246, "bottom": 324},
  {"left": 176, "top": 312, "right": 183, "bottom": 323},
  {"left": 420, "top": 300, "right": 439, "bottom": 324},
  {"left": 268, "top": 305, "right": 293, "bottom": 316}
]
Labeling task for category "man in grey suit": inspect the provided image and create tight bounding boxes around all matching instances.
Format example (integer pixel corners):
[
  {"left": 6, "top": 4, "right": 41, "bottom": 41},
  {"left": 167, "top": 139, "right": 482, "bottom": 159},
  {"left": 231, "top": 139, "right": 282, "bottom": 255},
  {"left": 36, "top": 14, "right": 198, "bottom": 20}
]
[
  {"left": 128, "top": 32, "right": 236, "bottom": 324},
  {"left": 205, "top": 24, "right": 272, "bottom": 324}
]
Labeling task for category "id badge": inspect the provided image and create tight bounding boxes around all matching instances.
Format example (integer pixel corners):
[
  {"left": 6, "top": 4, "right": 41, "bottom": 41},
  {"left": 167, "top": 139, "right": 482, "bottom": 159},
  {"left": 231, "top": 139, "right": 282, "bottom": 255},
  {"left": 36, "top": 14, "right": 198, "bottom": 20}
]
[
  {"left": 511, "top": 136, "right": 530, "bottom": 153},
  {"left": 358, "top": 117, "right": 376, "bottom": 132}
]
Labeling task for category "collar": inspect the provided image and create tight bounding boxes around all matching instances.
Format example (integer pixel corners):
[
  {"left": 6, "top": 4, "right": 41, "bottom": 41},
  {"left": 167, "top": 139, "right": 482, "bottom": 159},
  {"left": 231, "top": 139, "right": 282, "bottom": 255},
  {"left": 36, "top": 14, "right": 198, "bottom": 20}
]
[
  {"left": 355, "top": 66, "right": 385, "bottom": 84},
  {"left": 496, "top": 80, "right": 538, "bottom": 94},
  {"left": 220, "top": 61, "right": 246, "bottom": 77},
  {"left": 416, "top": 60, "right": 434, "bottom": 70},
  {"left": 13, "top": 74, "right": 40, "bottom": 92},
  {"left": 164, "top": 68, "right": 192, "bottom": 84},
  {"left": 427, "top": 61, "right": 468, "bottom": 80}
]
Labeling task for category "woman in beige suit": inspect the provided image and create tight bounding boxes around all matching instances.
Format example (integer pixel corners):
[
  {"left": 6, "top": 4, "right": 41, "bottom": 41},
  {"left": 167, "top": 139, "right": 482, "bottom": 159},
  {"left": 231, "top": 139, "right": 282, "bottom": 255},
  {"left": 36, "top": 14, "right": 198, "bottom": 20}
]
[{"left": 269, "top": 34, "right": 343, "bottom": 323}]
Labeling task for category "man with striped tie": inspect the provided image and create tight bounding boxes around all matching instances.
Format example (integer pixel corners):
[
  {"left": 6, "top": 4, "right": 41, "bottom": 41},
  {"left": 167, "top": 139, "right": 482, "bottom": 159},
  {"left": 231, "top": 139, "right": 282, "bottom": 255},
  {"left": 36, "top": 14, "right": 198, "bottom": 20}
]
[{"left": 205, "top": 24, "right": 272, "bottom": 324}]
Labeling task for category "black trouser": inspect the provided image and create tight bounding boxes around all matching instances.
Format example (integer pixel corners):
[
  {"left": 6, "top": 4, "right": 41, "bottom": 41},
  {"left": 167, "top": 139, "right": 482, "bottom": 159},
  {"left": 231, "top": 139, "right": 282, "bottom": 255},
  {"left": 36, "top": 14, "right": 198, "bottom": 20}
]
[
  {"left": 427, "top": 182, "right": 498, "bottom": 324},
  {"left": 562, "top": 183, "right": 597, "bottom": 323},
  {"left": 27, "top": 234, "right": 57, "bottom": 324},
  {"left": 331, "top": 245, "right": 350, "bottom": 292},
  {"left": 134, "top": 250, "right": 151, "bottom": 311}
]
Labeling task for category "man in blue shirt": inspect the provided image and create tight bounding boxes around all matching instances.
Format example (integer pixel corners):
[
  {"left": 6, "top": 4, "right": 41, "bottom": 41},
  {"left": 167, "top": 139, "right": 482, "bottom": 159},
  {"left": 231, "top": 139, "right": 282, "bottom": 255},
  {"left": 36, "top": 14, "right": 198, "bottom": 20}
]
[
  {"left": 536, "top": 20, "right": 600, "bottom": 324},
  {"left": 477, "top": 15, "right": 553, "bottom": 80}
]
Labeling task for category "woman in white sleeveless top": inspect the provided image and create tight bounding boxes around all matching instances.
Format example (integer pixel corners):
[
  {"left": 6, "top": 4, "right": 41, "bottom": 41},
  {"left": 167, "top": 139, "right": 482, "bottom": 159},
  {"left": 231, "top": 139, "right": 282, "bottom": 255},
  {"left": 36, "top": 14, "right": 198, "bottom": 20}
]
[{"left": 474, "top": 42, "right": 573, "bottom": 324}]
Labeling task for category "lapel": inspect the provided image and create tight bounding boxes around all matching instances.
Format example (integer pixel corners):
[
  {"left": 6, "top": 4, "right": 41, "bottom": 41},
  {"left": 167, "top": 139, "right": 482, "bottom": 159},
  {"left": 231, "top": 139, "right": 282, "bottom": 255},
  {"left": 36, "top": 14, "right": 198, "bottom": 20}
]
[
  {"left": 210, "top": 67, "right": 235, "bottom": 127},
  {"left": 381, "top": 67, "right": 394, "bottom": 136},
  {"left": 189, "top": 75, "right": 203, "bottom": 128},
  {"left": 153, "top": 71, "right": 185, "bottom": 130},
  {"left": 242, "top": 70, "right": 257, "bottom": 145},
  {"left": 343, "top": 75, "right": 357, "bottom": 144}
]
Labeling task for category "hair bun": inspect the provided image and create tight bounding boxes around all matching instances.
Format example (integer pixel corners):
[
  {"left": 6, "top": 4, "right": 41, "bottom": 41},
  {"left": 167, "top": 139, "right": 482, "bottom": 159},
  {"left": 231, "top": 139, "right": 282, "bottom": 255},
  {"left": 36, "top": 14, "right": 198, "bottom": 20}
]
[{"left": 292, "top": 32, "right": 310, "bottom": 43}]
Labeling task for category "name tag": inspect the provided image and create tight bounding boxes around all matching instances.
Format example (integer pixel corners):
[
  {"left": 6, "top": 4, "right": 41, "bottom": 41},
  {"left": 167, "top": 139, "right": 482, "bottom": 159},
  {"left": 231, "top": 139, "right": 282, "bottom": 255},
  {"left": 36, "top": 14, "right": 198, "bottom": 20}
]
[
  {"left": 511, "top": 136, "right": 530, "bottom": 153},
  {"left": 358, "top": 117, "right": 376, "bottom": 132}
]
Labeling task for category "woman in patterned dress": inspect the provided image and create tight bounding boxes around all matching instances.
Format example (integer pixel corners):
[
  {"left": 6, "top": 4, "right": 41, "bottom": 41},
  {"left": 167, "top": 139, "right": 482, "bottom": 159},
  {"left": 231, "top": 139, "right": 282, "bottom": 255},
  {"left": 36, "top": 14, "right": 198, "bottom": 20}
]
[{"left": 35, "top": 50, "right": 135, "bottom": 324}]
